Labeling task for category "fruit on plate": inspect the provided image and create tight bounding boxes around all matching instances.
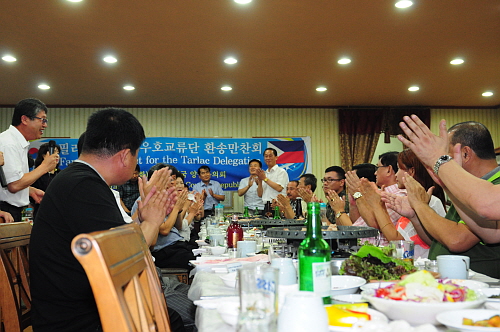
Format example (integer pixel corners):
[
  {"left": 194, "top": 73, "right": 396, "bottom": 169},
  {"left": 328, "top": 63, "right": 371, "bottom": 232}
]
[
  {"left": 324, "top": 303, "right": 371, "bottom": 327},
  {"left": 463, "top": 315, "right": 500, "bottom": 327}
]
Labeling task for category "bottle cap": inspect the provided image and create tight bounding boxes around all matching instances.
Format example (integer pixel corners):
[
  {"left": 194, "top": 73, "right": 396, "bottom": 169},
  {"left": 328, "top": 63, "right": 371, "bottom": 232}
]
[{"left": 319, "top": 203, "right": 327, "bottom": 208}]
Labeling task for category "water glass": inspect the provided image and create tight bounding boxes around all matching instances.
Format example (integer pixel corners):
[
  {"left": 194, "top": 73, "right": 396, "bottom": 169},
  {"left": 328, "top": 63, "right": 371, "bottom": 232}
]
[
  {"left": 390, "top": 240, "right": 415, "bottom": 264},
  {"left": 237, "top": 264, "right": 279, "bottom": 332}
]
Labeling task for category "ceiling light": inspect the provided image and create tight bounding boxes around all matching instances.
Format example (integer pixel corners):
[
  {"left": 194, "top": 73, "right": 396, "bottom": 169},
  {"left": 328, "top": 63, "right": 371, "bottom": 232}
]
[
  {"left": 2, "top": 55, "right": 17, "bottom": 62},
  {"left": 234, "top": 0, "right": 252, "bottom": 4},
  {"left": 38, "top": 84, "right": 50, "bottom": 90},
  {"left": 395, "top": 1, "right": 413, "bottom": 8},
  {"left": 67, "top": 0, "right": 83, "bottom": 2},
  {"left": 316, "top": 87, "right": 327, "bottom": 92},
  {"left": 482, "top": 91, "right": 493, "bottom": 97},
  {"left": 123, "top": 85, "right": 135, "bottom": 91},
  {"left": 103, "top": 56, "right": 117, "bottom": 63},
  {"left": 408, "top": 86, "right": 419, "bottom": 91},
  {"left": 337, "top": 58, "right": 351, "bottom": 65},
  {"left": 450, "top": 58, "right": 464, "bottom": 65},
  {"left": 224, "top": 57, "right": 238, "bottom": 65},
  {"left": 221, "top": 86, "right": 232, "bottom": 91}
]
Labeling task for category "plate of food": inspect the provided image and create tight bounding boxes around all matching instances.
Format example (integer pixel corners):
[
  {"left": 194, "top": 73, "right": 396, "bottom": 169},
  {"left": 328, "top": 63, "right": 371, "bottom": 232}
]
[
  {"left": 339, "top": 244, "right": 416, "bottom": 281},
  {"left": 481, "top": 288, "right": 500, "bottom": 302},
  {"left": 361, "top": 270, "right": 487, "bottom": 325},
  {"left": 436, "top": 309, "right": 500, "bottom": 331},
  {"left": 324, "top": 303, "right": 388, "bottom": 331}
]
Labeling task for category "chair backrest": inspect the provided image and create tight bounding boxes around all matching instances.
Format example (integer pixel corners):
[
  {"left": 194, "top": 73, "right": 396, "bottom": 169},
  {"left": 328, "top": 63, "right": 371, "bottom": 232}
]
[
  {"left": 0, "top": 222, "right": 32, "bottom": 332},
  {"left": 72, "top": 223, "right": 171, "bottom": 332}
]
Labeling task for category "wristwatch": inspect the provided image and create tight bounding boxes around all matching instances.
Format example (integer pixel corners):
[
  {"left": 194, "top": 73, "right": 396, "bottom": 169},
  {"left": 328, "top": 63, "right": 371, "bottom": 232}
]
[
  {"left": 433, "top": 155, "right": 453, "bottom": 175},
  {"left": 353, "top": 192, "right": 362, "bottom": 200},
  {"left": 335, "top": 211, "right": 347, "bottom": 219}
]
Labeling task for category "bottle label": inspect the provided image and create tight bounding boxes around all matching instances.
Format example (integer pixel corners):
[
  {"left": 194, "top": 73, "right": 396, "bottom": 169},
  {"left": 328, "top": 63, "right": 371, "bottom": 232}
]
[{"left": 312, "top": 262, "right": 332, "bottom": 297}]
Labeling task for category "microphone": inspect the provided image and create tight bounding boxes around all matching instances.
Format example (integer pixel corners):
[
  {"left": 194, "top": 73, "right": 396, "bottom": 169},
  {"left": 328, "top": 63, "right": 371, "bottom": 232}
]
[
  {"left": 0, "top": 166, "right": 7, "bottom": 188},
  {"left": 48, "top": 140, "right": 56, "bottom": 155}
]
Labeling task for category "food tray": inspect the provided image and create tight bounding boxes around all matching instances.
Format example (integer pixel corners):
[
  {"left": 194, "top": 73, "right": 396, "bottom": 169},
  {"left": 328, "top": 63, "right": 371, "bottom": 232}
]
[
  {"left": 265, "top": 225, "right": 379, "bottom": 240},
  {"left": 238, "top": 218, "right": 306, "bottom": 227}
]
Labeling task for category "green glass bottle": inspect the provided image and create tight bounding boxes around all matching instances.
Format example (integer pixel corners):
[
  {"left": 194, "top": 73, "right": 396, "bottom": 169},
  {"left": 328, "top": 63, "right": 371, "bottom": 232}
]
[
  {"left": 273, "top": 206, "right": 281, "bottom": 219},
  {"left": 243, "top": 206, "right": 250, "bottom": 218},
  {"left": 298, "top": 202, "right": 332, "bottom": 304}
]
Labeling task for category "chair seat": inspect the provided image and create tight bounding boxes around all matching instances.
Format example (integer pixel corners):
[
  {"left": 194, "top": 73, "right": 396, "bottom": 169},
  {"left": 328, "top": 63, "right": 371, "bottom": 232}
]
[{"left": 160, "top": 268, "right": 189, "bottom": 284}]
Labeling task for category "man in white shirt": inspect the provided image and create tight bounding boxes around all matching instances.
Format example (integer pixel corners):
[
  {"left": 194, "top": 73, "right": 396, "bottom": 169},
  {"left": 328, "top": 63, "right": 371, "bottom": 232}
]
[
  {"left": 0, "top": 98, "right": 58, "bottom": 221},
  {"left": 257, "top": 148, "right": 289, "bottom": 204},
  {"left": 238, "top": 159, "right": 264, "bottom": 212}
]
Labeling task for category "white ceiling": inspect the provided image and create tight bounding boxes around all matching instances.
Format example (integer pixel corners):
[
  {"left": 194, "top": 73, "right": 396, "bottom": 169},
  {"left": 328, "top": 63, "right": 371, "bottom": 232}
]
[{"left": 1, "top": 0, "right": 499, "bottom": 107}]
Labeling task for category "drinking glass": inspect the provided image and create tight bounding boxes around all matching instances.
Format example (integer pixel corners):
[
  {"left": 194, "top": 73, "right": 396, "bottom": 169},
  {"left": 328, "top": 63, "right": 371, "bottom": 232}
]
[
  {"left": 277, "top": 291, "right": 328, "bottom": 332},
  {"left": 237, "top": 264, "right": 279, "bottom": 332}
]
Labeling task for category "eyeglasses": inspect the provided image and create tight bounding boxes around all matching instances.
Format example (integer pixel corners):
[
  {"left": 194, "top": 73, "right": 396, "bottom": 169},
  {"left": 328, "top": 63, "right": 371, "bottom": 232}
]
[
  {"left": 321, "top": 178, "right": 343, "bottom": 183},
  {"left": 31, "top": 116, "right": 48, "bottom": 124},
  {"left": 375, "top": 165, "right": 389, "bottom": 171}
]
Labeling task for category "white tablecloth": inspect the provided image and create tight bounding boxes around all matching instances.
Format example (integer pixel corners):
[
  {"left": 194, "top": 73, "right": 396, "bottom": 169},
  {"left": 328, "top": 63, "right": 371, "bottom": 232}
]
[{"left": 189, "top": 270, "right": 499, "bottom": 332}]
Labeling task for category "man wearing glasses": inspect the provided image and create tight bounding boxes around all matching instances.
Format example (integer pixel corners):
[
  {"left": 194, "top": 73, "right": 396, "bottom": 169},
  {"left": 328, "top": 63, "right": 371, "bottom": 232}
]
[
  {"left": 0, "top": 98, "right": 58, "bottom": 221},
  {"left": 322, "top": 166, "right": 348, "bottom": 224}
]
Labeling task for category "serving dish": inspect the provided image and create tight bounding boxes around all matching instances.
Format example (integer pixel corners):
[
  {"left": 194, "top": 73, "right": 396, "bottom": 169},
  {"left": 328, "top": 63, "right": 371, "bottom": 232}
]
[
  {"left": 436, "top": 309, "right": 500, "bottom": 331},
  {"left": 361, "top": 289, "right": 487, "bottom": 325}
]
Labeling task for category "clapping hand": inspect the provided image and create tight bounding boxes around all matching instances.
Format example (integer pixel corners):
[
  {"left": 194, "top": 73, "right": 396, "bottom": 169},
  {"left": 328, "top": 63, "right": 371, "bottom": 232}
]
[
  {"left": 326, "top": 189, "right": 345, "bottom": 213},
  {"left": 345, "top": 171, "right": 362, "bottom": 196},
  {"left": 382, "top": 192, "right": 416, "bottom": 219},
  {"left": 359, "top": 178, "right": 384, "bottom": 208},
  {"left": 403, "top": 173, "right": 433, "bottom": 208},
  {"left": 139, "top": 167, "right": 172, "bottom": 201}
]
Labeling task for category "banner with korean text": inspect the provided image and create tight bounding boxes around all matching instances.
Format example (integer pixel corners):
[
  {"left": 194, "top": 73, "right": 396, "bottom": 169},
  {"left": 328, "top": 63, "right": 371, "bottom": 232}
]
[{"left": 30, "top": 137, "right": 312, "bottom": 191}]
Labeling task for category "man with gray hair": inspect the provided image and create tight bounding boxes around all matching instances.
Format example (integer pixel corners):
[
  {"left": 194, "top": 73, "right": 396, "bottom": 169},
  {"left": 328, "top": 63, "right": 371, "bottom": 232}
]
[{"left": 0, "top": 98, "right": 58, "bottom": 221}]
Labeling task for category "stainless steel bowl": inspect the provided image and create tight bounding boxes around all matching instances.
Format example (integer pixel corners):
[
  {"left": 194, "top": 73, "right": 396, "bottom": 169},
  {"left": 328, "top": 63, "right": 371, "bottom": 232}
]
[{"left": 331, "top": 258, "right": 347, "bottom": 275}]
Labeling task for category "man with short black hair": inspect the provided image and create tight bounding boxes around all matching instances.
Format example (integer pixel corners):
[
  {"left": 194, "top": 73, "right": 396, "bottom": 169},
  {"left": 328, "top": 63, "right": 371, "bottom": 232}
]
[
  {"left": 0, "top": 98, "right": 58, "bottom": 221},
  {"left": 257, "top": 148, "right": 289, "bottom": 203},
  {"left": 238, "top": 159, "right": 264, "bottom": 212},
  {"left": 192, "top": 165, "right": 225, "bottom": 216},
  {"left": 30, "top": 108, "right": 182, "bottom": 332},
  {"left": 322, "top": 166, "right": 348, "bottom": 223}
]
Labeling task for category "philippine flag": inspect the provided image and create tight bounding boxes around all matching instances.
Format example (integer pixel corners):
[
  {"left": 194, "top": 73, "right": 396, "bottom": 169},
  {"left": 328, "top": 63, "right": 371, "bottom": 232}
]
[{"left": 268, "top": 140, "right": 305, "bottom": 164}]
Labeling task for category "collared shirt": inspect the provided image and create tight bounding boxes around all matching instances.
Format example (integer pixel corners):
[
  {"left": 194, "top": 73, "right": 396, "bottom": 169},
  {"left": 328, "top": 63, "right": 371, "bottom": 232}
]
[
  {"left": 238, "top": 176, "right": 265, "bottom": 210},
  {"left": 192, "top": 180, "right": 224, "bottom": 210},
  {"left": 0, "top": 125, "right": 30, "bottom": 207},
  {"left": 116, "top": 179, "right": 140, "bottom": 211},
  {"left": 131, "top": 198, "right": 183, "bottom": 251},
  {"left": 262, "top": 164, "right": 289, "bottom": 203}
]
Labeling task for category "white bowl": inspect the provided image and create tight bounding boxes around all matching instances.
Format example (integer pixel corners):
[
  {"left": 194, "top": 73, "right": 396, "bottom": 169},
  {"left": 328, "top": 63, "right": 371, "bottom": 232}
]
[
  {"left": 330, "top": 275, "right": 366, "bottom": 296},
  {"left": 361, "top": 289, "right": 487, "bottom": 325},
  {"left": 444, "top": 279, "right": 489, "bottom": 291},
  {"left": 217, "top": 300, "right": 239, "bottom": 326},
  {"left": 219, "top": 272, "right": 238, "bottom": 288},
  {"left": 360, "top": 282, "right": 395, "bottom": 292},
  {"left": 331, "top": 294, "right": 366, "bottom": 304},
  {"left": 209, "top": 246, "right": 227, "bottom": 256}
]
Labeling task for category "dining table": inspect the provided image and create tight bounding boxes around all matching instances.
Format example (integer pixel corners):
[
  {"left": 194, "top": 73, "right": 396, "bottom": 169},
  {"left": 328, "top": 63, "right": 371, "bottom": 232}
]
[{"left": 187, "top": 265, "right": 500, "bottom": 332}]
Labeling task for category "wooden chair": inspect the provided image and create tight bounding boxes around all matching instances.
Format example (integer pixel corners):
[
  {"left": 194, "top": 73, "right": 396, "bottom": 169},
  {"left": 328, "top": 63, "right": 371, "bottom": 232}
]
[
  {"left": 72, "top": 223, "right": 171, "bottom": 332},
  {"left": 0, "top": 222, "right": 32, "bottom": 332}
]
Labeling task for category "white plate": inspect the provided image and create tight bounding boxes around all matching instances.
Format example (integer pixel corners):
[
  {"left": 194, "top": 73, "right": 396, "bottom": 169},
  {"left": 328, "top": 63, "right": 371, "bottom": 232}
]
[
  {"left": 359, "top": 282, "right": 394, "bottom": 292},
  {"left": 328, "top": 309, "right": 388, "bottom": 331},
  {"left": 331, "top": 294, "right": 366, "bottom": 304},
  {"left": 436, "top": 309, "right": 500, "bottom": 331},
  {"left": 482, "top": 288, "right": 500, "bottom": 302},
  {"left": 444, "top": 279, "right": 490, "bottom": 290}
]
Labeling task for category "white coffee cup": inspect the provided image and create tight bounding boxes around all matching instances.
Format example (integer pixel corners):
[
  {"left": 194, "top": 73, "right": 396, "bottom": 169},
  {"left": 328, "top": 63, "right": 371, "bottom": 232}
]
[
  {"left": 271, "top": 258, "right": 297, "bottom": 285},
  {"left": 237, "top": 241, "right": 257, "bottom": 258},
  {"left": 437, "top": 255, "right": 470, "bottom": 279}
]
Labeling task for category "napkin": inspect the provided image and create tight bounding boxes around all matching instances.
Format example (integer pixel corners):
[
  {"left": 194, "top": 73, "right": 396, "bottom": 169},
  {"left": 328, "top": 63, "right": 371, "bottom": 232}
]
[{"left": 194, "top": 296, "right": 239, "bottom": 309}]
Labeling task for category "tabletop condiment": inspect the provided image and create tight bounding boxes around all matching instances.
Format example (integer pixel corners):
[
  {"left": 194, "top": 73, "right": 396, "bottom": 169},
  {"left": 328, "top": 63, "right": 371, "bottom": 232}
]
[
  {"left": 298, "top": 202, "right": 332, "bottom": 304},
  {"left": 226, "top": 214, "right": 243, "bottom": 249}
]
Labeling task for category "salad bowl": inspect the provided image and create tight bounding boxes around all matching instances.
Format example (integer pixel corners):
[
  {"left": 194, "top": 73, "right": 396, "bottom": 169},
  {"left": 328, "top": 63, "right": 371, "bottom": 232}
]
[{"left": 362, "top": 288, "right": 487, "bottom": 325}]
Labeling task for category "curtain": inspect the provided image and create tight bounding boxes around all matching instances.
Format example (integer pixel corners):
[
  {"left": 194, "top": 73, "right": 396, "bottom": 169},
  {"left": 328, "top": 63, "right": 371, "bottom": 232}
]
[{"left": 339, "top": 109, "right": 383, "bottom": 171}]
